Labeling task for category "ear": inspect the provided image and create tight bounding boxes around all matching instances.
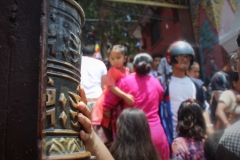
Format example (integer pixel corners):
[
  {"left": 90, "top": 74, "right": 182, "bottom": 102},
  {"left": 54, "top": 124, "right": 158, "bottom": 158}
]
[
  {"left": 124, "top": 56, "right": 127, "bottom": 62},
  {"left": 233, "top": 80, "right": 237, "bottom": 88}
]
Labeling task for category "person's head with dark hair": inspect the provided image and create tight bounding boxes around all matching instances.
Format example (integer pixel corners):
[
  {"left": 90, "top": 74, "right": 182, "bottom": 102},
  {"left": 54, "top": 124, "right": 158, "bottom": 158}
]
[
  {"left": 237, "top": 31, "right": 240, "bottom": 47},
  {"left": 82, "top": 44, "right": 95, "bottom": 56},
  {"left": 133, "top": 53, "right": 152, "bottom": 75},
  {"left": 151, "top": 53, "right": 163, "bottom": 71},
  {"left": 165, "top": 41, "right": 195, "bottom": 78},
  {"left": 186, "top": 62, "right": 200, "bottom": 79},
  {"left": 107, "top": 44, "right": 128, "bottom": 68},
  {"left": 231, "top": 72, "right": 240, "bottom": 92},
  {"left": 204, "top": 130, "right": 224, "bottom": 160},
  {"left": 110, "top": 108, "right": 159, "bottom": 160},
  {"left": 222, "top": 52, "right": 238, "bottom": 73},
  {"left": 177, "top": 99, "right": 206, "bottom": 141}
]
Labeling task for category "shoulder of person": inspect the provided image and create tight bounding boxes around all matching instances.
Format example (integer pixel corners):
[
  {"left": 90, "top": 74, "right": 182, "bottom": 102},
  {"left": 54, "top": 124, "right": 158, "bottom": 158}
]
[
  {"left": 173, "top": 137, "right": 184, "bottom": 143},
  {"left": 211, "top": 71, "right": 225, "bottom": 81},
  {"left": 220, "top": 90, "right": 235, "bottom": 98},
  {"left": 190, "top": 77, "right": 204, "bottom": 86}
]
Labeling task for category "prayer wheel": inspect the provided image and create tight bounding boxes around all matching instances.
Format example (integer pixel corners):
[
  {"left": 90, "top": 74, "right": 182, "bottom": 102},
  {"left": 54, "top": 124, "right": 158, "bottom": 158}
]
[{"left": 43, "top": 0, "right": 90, "bottom": 159}]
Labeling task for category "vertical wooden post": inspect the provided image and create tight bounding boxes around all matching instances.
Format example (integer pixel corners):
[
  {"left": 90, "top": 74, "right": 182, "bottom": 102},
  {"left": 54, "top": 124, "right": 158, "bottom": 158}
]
[{"left": 0, "top": 0, "right": 42, "bottom": 159}]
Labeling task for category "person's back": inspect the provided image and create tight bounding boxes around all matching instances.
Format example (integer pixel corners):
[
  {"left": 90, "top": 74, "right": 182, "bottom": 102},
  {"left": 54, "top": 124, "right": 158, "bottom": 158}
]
[
  {"left": 81, "top": 56, "right": 106, "bottom": 98},
  {"left": 103, "top": 53, "right": 169, "bottom": 160},
  {"left": 81, "top": 45, "right": 107, "bottom": 110}
]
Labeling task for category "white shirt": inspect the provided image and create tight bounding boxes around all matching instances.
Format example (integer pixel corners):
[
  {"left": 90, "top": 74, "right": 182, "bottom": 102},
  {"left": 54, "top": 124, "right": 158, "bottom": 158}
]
[
  {"left": 169, "top": 76, "right": 196, "bottom": 137},
  {"left": 81, "top": 56, "right": 107, "bottom": 98}
]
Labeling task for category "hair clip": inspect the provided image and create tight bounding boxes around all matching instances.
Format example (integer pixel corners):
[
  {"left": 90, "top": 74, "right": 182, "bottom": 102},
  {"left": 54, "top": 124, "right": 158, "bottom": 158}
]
[{"left": 189, "top": 98, "right": 193, "bottom": 102}]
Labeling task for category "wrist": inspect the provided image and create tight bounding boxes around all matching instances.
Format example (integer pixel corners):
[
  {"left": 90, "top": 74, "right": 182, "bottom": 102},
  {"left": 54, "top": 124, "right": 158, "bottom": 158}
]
[
  {"left": 224, "top": 121, "right": 230, "bottom": 127},
  {"left": 206, "top": 123, "right": 213, "bottom": 128}
]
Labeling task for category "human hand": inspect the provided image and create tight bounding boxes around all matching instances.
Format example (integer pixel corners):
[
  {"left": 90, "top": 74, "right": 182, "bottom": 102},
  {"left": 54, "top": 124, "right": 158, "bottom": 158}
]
[
  {"left": 123, "top": 94, "right": 135, "bottom": 106},
  {"left": 77, "top": 86, "right": 93, "bottom": 143},
  {"left": 77, "top": 86, "right": 114, "bottom": 160}
]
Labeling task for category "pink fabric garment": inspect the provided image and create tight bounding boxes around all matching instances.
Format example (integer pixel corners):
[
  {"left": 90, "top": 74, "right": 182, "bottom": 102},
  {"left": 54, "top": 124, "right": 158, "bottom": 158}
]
[
  {"left": 172, "top": 137, "right": 205, "bottom": 160},
  {"left": 91, "top": 67, "right": 129, "bottom": 125},
  {"left": 103, "top": 73, "right": 170, "bottom": 160}
]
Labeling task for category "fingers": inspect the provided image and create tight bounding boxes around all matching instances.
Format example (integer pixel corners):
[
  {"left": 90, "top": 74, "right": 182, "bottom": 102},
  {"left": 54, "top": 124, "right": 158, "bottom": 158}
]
[
  {"left": 78, "top": 113, "right": 92, "bottom": 134},
  {"left": 79, "top": 86, "right": 87, "bottom": 104},
  {"left": 78, "top": 101, "right": 91, "bottom": 119},
  {"left": 79, "top": 130, "right": 90, "bottom": 142}
]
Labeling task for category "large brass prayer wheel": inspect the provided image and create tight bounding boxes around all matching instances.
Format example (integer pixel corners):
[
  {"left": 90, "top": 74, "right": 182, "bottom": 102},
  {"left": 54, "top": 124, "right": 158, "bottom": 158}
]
[{"left": 43, "top": 0, "right": 90, "bottom": 159}]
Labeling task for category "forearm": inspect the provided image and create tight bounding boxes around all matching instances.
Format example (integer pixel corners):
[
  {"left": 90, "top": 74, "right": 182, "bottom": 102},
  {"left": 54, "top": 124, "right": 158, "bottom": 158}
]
[
  {"left": 203, "top": 111, "right": 214, "bottom": 135},
  {"left": 216, "top": 108, "right": 229, "bottom": 125},
  {"left": 101, "top": 75, "right": 107, "bottom": 90},
  {"left": 109, "top": 86, "right": 126, "bottom": 98},
  {"left": 85, "top": 131, "right": 114, "bottom": 160}
]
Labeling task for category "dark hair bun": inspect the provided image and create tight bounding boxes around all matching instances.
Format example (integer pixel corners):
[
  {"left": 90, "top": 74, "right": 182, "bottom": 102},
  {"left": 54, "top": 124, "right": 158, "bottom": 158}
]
[{"left": 135, "top": 61, "right": 151, "bottom": 75}]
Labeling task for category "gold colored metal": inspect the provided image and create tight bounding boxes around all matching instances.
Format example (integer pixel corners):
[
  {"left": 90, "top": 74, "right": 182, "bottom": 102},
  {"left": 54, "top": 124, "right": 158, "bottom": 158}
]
[
  {"left": 48, "top": 77, "right": 55, "bottom": 86},
  {"left": 47, "top": 59, "right": 80, "bottom": 73},
  {"left": 68, "top": 91, "right": 81, "bottom": 102},
  {"left": 43, "top": 152, "right": 91, "bottom": 160},
  {"left": 46, "top": 108, "right": 56, "bottom": 127},
  {"left": 45, "top": 137, "right": 89, "bottom": 158},
  {"left": 47, "top": 72, "right": 80, "bottom": 84},
  {"left": 44, "top": 129, "right": 79, "bottom": 135},
  {"left": 59, "top": 111, "right": 68, "bottom": 128},
  {"left": 71, "top": 121, "right": 80, "bottom": 129},
  {"left": 46, "top": 88, "right": 56, "bottom": 106},
  {"left": 69, "top": 97, "right": 78, "bottom": 109},
  {"left": 70, "top": 110, "right": 78, "bottom": 119},
  {"left": 105, "top": 0, "right": 189, "bottom": 9},
  {"left": 59, "top": 93, "right": 67, "bottom": 110},
  {"left": 47, "top": 66, "right": 81, "bottom": 80}
]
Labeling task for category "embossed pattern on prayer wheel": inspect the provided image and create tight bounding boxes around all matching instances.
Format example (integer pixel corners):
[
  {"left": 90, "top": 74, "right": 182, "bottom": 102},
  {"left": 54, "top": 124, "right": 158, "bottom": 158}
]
[{"left": 44, "top": 0, "right": 90, "bottom": 159}]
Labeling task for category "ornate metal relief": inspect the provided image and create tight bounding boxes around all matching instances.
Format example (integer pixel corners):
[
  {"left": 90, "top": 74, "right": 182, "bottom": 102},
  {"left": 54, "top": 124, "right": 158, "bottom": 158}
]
[{"left": 44, "top": 0, "right": 90, "bottom": 159}]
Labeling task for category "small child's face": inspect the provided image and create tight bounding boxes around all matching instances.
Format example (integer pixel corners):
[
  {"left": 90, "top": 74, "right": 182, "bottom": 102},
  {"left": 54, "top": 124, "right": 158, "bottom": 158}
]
[
  {"left": 109, "top": 51, "right": 126, "bottom": 69},
  {"left": 152, "top": 57, "right": 161, "bottom": 69}
]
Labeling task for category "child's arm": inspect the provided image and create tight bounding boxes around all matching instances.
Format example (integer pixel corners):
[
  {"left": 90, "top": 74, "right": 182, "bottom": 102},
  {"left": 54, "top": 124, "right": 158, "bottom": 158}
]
[{"left": 109, "top": 86, "right": 134, "bottom": 106}]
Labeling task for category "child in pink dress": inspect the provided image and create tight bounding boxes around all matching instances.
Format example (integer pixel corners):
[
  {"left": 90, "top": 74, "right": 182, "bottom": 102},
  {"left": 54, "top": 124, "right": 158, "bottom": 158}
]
[
  {"left": 91, "top": 45, "right": 134, "bottom": 130},
  {"left": 172, "top": 99, "right": 206, "bottom": 160}
]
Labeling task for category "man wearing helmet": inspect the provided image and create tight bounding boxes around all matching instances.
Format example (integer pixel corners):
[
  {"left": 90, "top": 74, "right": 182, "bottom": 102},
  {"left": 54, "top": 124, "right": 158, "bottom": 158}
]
[{"left": 161, "top": 41, "right": 213, "bottom": 143}]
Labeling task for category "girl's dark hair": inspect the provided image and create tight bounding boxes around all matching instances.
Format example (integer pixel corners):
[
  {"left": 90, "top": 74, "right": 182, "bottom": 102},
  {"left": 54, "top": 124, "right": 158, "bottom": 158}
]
[
  {"left": 107, "top": 43, "right": 129, "bottom": 66},
  {"left": 188, "top": 62, "right": 199, "bottom": 71},
  {"left": 133, "top": 53, "right": 152, "bottom": 75},
  {"left": 177, "top": 99, "right": 206, "bottom": 141},
  {"left": 110, "top": 108, "right": 159, "bottom": 160},
  {"left": 232, "top": 72, "right": 239, "bottom": 82},
  {"left": 135, "top": 61, "right": 151, "bottom": 75},
  {"left": 237, "top": 31, "right": 240, "bottom": 47}
]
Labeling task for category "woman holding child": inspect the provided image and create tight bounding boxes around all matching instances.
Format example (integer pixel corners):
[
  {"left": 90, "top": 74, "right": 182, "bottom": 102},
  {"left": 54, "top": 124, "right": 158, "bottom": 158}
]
[{"left": 103, "top": 53, "right": 169, "bottom": 160}]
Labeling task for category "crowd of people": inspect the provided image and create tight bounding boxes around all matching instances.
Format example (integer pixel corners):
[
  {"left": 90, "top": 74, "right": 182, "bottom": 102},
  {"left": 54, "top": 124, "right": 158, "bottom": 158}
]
[{"left": 78, "top": 32, "right": 240, "bottom": 160}]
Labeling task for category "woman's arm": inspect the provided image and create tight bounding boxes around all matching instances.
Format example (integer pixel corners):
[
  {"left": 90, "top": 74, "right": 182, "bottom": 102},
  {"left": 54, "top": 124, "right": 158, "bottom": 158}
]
[
  {"left": 109, "top": 86, "right": 134, "bottom": 106},
  {"left": 216, "top": 102, "right": 230, "bottom": 128},
  {"left": 77, "top": 86, "right": 114, "bottom": 160},
  {"left": 101, "top": 75, "right": 107, "bottom": 90}
]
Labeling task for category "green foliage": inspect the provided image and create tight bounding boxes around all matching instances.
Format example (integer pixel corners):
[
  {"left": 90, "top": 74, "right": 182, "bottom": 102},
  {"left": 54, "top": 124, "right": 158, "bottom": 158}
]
[{"left": 75, "top": 0, "right": 144, "bottom": 57}]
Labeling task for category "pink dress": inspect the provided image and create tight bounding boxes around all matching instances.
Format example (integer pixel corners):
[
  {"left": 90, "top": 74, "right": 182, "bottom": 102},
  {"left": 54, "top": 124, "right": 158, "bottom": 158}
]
[
  {"left": 172, "top": 137, "right": 205, "bottom": 160},
  {"left": 91, "top": 67, "right": 129, "bottom": 126},
  {"left": 103, "top": 73, "right": 170, "bottom": 160}
]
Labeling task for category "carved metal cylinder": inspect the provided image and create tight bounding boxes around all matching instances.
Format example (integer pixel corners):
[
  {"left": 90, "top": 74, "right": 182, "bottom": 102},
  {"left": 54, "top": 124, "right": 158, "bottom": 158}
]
[{"left": 44, "top": 0, "right": 90, "bottom": 159}]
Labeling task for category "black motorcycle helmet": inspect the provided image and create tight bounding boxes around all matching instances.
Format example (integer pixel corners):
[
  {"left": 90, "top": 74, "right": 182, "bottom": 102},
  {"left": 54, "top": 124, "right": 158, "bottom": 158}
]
[{"left": 166, "top": 41, "right": 195, "bottom": 65}]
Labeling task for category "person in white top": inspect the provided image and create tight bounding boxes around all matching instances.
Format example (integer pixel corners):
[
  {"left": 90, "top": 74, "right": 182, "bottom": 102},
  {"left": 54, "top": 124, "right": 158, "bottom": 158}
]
[
  {"left": 165, "top": 41, "right": 213, "bottom": 138},
  {"left": 81, "top": 45, "right": 107, "bottom": 110}
]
